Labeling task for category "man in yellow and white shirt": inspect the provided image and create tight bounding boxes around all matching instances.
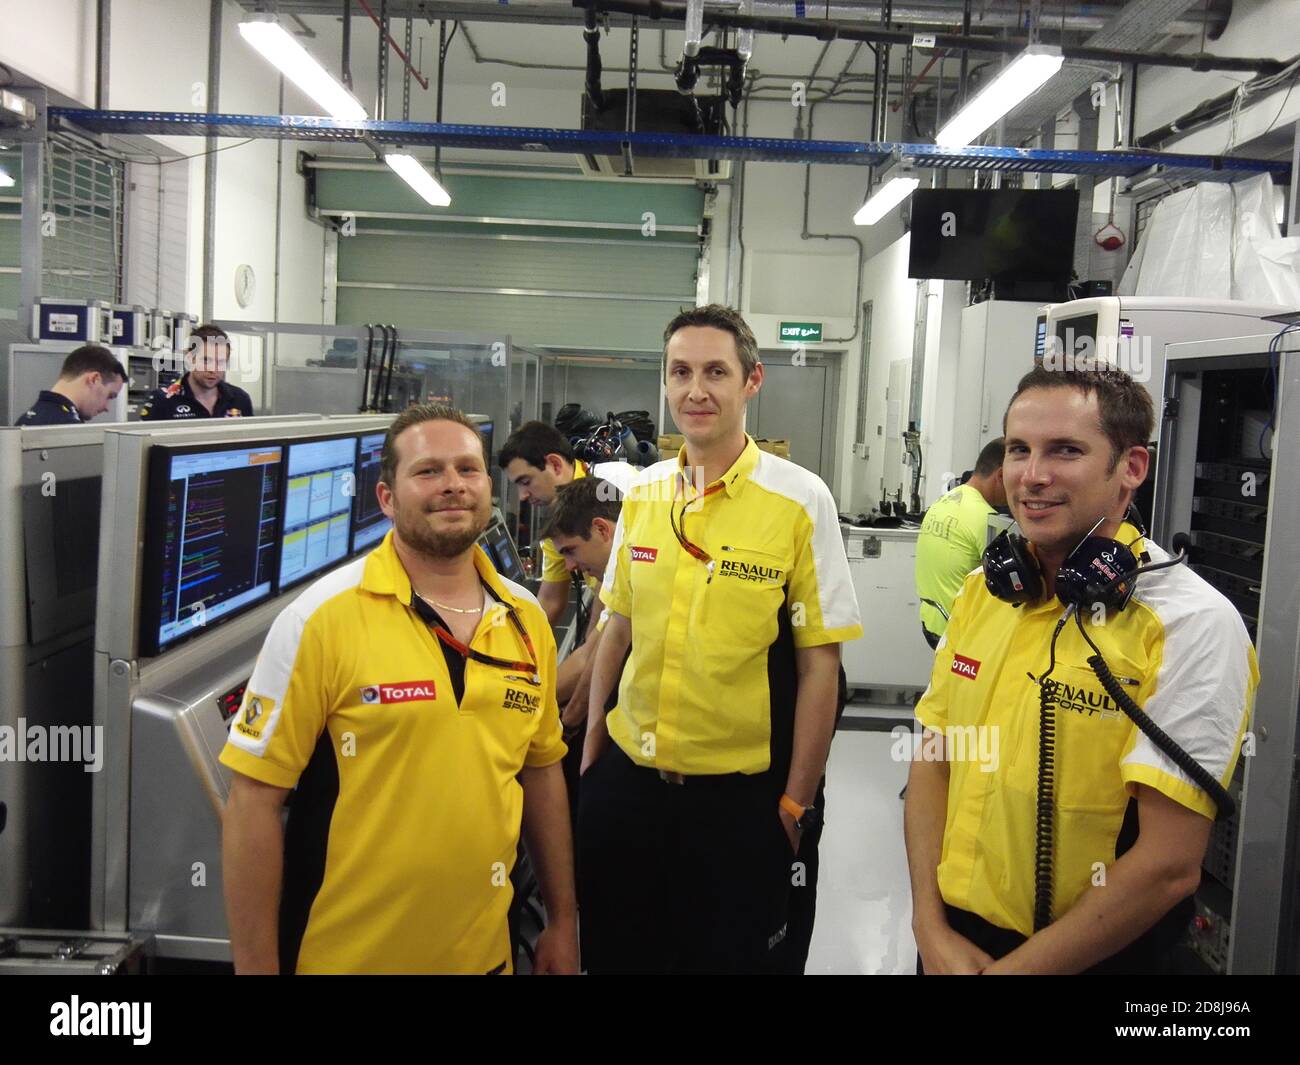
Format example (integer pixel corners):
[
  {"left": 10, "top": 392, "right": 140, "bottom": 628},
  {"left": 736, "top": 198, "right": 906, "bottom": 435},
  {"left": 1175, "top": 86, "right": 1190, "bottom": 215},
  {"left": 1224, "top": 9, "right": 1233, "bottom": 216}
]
[
  {"left": 220, "top": 405, "right": 577, "bottom": 974},
  {"left": 580, "top": 305, "right": 861, "bottom": 974},
  {"left": 905, "top": 367, "right": 1256, "bottom": 975}
]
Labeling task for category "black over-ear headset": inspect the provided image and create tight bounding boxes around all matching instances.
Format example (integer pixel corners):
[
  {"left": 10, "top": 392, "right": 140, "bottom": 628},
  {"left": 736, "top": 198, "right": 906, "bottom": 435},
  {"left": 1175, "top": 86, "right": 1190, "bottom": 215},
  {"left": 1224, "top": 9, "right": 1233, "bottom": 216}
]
[
  {"left": 982, "top": 516, "right": 1147, "bottom": 614},
  {"left": 978, "top": 514, "right": 1236, "bottom": 932}
]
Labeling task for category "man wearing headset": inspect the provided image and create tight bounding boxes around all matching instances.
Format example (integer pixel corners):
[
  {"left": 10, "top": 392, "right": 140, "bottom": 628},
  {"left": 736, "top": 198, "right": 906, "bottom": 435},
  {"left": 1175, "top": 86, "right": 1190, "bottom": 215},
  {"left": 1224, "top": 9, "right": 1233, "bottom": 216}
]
[
  {"left": 579, "top": 305, "right": 861, "bottom": 974},
  {"left": 220, "top": 405, "right": 577, "bottom": 974},
  {"left": 905, "top": 366, "right": 1257, "bottom": 975}
]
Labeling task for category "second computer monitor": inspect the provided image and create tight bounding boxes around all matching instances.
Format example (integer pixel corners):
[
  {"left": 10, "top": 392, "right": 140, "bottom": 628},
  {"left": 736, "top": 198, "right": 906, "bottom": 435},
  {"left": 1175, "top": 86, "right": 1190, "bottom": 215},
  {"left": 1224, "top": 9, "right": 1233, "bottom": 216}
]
[
  {"left": 279, "top": 436, "right": 356, "bottom": 590},
  {"left": 352, "top": 431, "right": 393, "bottom": 553}
]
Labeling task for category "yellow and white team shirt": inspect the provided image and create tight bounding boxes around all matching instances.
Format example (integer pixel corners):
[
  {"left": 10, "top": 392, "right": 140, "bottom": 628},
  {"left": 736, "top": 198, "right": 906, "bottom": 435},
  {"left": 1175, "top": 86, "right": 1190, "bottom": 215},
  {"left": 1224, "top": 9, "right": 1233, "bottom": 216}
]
[
  {"left": 600, "top": 436, "right": 862, "bottom": 776},
  {"left": 219, "top": 531, "right": 566, "bottom": 974},
  {"left": 915, "top": 523, "right": 1257, "bottom": 937},
  {"left": 539, "top": 459, "right": 639, "bottom": 592}
]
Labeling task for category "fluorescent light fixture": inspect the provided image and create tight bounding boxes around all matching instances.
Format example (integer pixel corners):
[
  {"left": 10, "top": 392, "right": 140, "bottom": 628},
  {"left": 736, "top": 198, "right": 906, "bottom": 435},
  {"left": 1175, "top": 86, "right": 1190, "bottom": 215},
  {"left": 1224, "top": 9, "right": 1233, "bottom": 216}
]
[
  {"left": 0, "top": 168, "right": 14, "bottom": 188},
  {"left": 853, "top": 175, "right": 920, "bottom": 226},
  {"left": 384, "top": 153, "right": 452, "bottom": 207},
  {"left": 935, "top": 45, "right": 1064, "bottom": 148},
  {"left": 238, "top": 18, "right": 367, "bottom": 122}
]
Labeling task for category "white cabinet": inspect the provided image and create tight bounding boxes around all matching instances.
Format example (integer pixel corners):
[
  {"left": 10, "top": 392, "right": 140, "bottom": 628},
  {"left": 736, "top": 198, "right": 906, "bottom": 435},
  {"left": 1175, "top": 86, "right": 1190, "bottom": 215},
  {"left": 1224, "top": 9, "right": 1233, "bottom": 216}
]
[{"left": 840, "top": 526, "right": 935, "bottom": 692}]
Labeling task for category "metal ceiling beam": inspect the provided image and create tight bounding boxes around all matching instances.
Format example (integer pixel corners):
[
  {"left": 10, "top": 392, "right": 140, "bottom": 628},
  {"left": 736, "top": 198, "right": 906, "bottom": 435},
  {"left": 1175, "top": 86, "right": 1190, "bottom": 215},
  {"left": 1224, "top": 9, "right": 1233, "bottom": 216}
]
[
  {"left": 231, "top": 1, "right": 1227, "bottom": 37},
  {"left": 49, "top": 107, "right": 1292, "bottom": 184}
]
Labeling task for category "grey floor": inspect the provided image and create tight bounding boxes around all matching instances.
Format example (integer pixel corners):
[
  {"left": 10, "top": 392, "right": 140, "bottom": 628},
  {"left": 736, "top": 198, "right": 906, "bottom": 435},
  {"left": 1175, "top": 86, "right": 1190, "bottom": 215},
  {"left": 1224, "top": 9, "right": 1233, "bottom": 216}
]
[{"left": 806, "top": 716, "right": 919, "bottom": 975}]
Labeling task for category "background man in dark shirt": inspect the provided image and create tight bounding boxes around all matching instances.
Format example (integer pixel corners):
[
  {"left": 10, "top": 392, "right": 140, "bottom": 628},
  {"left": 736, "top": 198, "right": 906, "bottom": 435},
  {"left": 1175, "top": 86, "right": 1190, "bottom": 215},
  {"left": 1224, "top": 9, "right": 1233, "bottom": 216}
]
[
  {"left": 140, "top": 323, "right": 254, "bottom": 420},
  {"left": 13, "top": 344, "right": 126, "bottom": 426}
]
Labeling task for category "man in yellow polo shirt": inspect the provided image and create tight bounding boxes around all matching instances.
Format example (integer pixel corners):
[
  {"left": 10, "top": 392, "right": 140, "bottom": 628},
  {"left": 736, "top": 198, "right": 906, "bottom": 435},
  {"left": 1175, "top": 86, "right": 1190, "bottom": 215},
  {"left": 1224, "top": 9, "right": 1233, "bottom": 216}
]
[
  {"left": 499, "top": 421, "right": 636, "bottom": 626},
  {"left": 915, "top": 438, "right": 1006, "bottom": 648},
  {"left": 579, "top": 305, "right": 862, "bottom": 974},
  {"left": 905, "top": 367, "right": 1256, "bottom": 975},
  {"left": 220, "top": 405, "right": 578, "bottom": 975}
]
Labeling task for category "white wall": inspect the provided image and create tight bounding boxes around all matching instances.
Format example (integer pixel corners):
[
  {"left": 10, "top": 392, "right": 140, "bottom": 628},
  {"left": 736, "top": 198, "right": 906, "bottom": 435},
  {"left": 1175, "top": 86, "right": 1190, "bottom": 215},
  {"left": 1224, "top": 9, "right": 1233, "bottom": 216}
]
[
  {"left": 726, "top": 94, "right": 912, "bottom": 508},
  {"left": 0, "top": 0, "right": 96, "bottom": 105}
]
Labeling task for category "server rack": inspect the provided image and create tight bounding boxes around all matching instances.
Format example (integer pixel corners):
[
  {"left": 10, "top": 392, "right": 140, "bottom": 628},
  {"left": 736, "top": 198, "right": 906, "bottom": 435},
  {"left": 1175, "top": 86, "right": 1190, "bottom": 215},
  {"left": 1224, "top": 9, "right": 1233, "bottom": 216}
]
[{"left": 1153, "top": 329, "right": 1300, "bottom": 974}]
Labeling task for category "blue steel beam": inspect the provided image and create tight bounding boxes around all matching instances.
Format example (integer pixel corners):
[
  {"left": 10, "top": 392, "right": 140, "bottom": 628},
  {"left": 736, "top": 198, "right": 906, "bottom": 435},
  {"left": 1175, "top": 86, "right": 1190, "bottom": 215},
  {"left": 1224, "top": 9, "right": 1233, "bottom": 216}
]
[{"left": 48, "top": 108, "right": 1291, "bottom": 183}]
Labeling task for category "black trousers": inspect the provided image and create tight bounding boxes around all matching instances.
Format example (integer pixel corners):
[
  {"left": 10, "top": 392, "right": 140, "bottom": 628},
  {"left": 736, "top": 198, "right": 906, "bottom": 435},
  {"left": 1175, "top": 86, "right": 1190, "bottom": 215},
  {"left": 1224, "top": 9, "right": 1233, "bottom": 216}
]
[
  {"left": 916, "top": 903, "right": 1181, "bottom": 975},
  {"left": 577, "top": 743, "right": 795, "bottom": 974}
]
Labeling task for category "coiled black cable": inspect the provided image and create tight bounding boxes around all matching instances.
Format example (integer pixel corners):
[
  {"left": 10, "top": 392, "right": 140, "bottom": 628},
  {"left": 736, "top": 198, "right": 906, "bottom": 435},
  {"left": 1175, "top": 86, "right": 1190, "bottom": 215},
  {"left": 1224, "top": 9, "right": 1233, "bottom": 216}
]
[
  {"left": 1033, "top": 674, "right": 1059, "bottom": 933},
  {"left": 1031, "top": 610, "right": 1071, "bottom": 933}
]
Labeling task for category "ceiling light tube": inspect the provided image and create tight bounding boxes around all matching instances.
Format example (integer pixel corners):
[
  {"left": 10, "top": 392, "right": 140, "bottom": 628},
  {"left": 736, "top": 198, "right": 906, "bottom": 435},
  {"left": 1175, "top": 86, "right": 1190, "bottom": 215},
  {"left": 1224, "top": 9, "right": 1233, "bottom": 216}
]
[
  {"left": 853, "top": 175, "right": 920, "bottom": 226},
  {"left": 238, "top": 17, "right": 367, "bottom": 122},
  {"left": 935, "top": 45, "right": 1065, "bottom": 148},
  {"left": 385, "top": 153, "right": 452, "bottom": 207}
]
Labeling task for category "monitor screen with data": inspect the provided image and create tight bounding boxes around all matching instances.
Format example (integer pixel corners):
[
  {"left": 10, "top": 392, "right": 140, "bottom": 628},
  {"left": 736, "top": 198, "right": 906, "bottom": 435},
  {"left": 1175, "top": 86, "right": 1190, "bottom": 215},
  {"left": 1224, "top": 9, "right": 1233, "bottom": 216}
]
[
  {"left": 139, "top": 442, "right": 284, "bottom": 656},
  {"left": 352, "top": 431, "right": 392, "bottom": 553},
  {"left": 279, "top": 435, "right": 357, "bottom": 589}
]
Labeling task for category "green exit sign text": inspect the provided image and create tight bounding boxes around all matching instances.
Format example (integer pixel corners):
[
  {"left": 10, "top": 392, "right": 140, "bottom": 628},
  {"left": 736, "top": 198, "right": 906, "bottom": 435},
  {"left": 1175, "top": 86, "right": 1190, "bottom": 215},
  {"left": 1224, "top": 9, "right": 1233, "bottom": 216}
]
[{"left": 780, "top": 321, "right": 822, "bottom": 343}]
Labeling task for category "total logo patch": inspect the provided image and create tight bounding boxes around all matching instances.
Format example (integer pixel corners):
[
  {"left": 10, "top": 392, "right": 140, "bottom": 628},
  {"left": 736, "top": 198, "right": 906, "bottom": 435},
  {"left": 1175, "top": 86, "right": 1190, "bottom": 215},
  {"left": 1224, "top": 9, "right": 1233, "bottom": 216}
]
[
  {"left": 630, "top": 546, "right": 658, "bottom": 563},
  {"left": 359, "top": 681, "right": 438, "bottom": 704},
  {"left": 951, "top": 654, "right": 981, "bottom": 681}
]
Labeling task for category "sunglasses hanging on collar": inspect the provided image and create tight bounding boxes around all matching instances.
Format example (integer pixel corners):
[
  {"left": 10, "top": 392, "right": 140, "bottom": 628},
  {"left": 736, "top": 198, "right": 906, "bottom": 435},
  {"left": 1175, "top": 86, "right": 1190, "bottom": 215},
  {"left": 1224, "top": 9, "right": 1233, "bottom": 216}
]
[
  {"left": 669, "top": 469, "right": 725, "bottom": 581},
  {"left": 410, "top": 590, "right": 542, "bottom": 686}
]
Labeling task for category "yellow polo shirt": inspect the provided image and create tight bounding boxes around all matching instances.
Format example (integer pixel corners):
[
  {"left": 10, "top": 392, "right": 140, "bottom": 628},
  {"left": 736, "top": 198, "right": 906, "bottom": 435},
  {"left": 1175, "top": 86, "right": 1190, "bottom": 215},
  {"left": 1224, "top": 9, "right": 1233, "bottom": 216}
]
[
  {"left": 915, "top": 524, "right": 1257, "bottom": 937},
  {"left": 220, "top": 531, "right": 566, "bottom": 974},
  {"left": 600, "top": 437, "right": 862, "bottom": 775}
]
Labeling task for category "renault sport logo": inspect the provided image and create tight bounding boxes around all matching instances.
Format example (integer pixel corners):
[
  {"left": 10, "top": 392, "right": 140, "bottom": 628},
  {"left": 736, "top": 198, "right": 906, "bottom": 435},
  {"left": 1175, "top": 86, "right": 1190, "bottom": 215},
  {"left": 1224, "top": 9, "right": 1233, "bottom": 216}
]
[
  {"left": 630, "top": 546, "right": 658, "bottom": 563},
  {"left": 244, "top": 699, "right": 263, "bottom": 725},
  {"left": 359, "top": 681, "right": 437, "bottom": 704},
  {"left": 951, "top": 654, "right": 981, "bottom": 680}
]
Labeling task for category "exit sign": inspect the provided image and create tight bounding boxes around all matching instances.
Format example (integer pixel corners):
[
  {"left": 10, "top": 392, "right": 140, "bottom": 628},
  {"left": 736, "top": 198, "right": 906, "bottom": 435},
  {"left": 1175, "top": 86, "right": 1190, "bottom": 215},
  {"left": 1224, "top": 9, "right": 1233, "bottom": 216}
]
[{"left": 780, "top": 321, "right": 822, "bottom": 343}]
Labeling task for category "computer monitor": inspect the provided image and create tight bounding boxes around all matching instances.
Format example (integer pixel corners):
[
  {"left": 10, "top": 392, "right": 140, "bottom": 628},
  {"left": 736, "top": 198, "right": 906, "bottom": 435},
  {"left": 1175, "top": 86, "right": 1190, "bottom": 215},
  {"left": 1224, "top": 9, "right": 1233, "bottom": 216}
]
[
  {"left": 478, "top": 513, "right": 527, "bottom": 584},
  {"left": 139, "top": 442, "right": 284, "bottom": 657},
  {"left": 352, "top": 430, "right": 393, "bottom": 553},
  {"left": 279, "top": 435, "right": 357, "bottom": 590}
]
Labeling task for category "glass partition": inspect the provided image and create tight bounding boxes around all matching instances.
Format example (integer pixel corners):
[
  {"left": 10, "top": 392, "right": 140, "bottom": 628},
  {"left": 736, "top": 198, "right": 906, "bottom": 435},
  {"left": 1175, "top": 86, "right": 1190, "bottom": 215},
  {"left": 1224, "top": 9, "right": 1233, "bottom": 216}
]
[{"left": 213, "top": 320, "right": 513, "bottom": 505}]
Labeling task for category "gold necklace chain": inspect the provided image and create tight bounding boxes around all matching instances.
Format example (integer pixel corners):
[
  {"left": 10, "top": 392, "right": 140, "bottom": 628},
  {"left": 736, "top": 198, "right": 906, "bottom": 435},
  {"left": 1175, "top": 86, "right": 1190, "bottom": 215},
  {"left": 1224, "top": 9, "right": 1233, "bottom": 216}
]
[{"left": 414, "top": 589, "right": 482, "bottom": 615}]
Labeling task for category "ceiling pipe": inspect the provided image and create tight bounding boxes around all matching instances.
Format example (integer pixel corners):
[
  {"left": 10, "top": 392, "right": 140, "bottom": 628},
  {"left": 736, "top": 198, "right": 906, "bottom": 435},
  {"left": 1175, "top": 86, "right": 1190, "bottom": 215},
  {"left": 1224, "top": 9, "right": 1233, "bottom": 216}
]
[
  {"left": 268, "top": 1, "right": 1226, "bottom": 38},
  {"left": 341, "top": 0, "right": 353, "bottom": 88},
  {"left": 575, "top": 0, "right": 1284, "bottom": 75}
]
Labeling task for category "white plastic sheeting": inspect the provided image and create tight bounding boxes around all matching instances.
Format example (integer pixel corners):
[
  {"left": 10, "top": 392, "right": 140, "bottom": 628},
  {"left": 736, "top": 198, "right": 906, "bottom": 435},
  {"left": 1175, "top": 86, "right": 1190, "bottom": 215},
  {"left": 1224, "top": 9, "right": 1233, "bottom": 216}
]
[{"left": 1119, "top": 174, "right": 1300, "bottom": 306}]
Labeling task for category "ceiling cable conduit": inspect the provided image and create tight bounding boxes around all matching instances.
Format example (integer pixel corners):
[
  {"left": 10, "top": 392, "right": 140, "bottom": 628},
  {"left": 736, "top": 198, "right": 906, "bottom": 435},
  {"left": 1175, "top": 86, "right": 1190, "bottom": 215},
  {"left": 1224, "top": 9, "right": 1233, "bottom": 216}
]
[
  {"left": 49, "top": 109, "right": 1291, "bottom": 184},
  {"left": 1136, "top": 51, "right": 1300, "bottom": 149},
  {"left": 572, "top": 0, "right": 1283, "bottom": 75}
]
